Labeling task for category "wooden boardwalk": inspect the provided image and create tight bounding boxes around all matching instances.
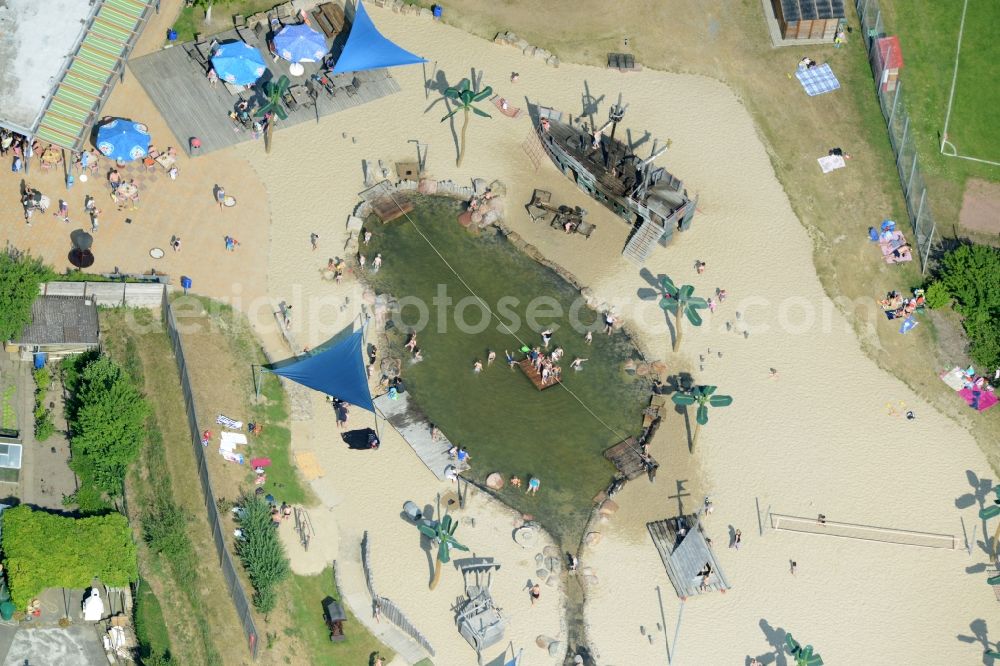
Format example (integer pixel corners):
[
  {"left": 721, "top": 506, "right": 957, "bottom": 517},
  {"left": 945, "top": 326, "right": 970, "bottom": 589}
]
[
  {"left": 647, "top": 515, "right": 730, "bottom": 599},
  {"left": 374, "top": 392, "right": 454, "bottom": 481},
  {"left": 128, "top": 29, "right": 401, "bottom": 156},
  {"left": 516, "top": 359, "right": 560, "bottom": 391},
  {"left": 604, "top": 437, "right": 657, "bottom": 481}
]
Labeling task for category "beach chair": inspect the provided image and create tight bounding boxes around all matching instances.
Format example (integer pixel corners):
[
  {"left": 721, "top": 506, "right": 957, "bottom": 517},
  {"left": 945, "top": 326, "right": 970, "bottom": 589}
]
[
  {"left": 253, "top": 21, "right": 266, "bottom": 43},
  {"left": 233, "top": 14, "right": 249, "bottom": 41}
]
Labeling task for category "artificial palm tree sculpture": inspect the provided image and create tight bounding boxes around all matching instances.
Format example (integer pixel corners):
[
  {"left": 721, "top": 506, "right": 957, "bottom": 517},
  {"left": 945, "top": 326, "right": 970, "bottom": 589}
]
[
  {"left": 440, "top": 78, "right": 492, "bottom": 168},
  {"left": 417, "top": 513, "right": 469, "bottom": 590},
  {"left": 671, "top": 385, "right": 733, "bottom": 452},
  {"left": 658, "top": 275, "right": 707, "bottom": 352},
  {"left": 979, "top": 487, "right": 1000, "bottom": 585},
  {"left": 254, "top": 76, "right": 291, "bottom": 154},
  {"left": 785, "top": 634, "right": 824, "bottom": 666}
]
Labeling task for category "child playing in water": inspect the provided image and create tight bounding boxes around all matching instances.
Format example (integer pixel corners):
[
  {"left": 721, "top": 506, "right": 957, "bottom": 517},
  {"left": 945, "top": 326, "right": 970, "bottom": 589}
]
[
  {"left": 473, "top": 360, "right": 483, "bottom": 373},
  {"left": 570, "top": 357, "right": 588, "bottom": 371},
  {"left": 527, "top": 477, "right": 540, "bottom": 495},
  {"left": 487, "top": 350, "right": 496, "bottom": 366},
  {"left": 505, "top": 350, "right": 516, "bottom": 369}
]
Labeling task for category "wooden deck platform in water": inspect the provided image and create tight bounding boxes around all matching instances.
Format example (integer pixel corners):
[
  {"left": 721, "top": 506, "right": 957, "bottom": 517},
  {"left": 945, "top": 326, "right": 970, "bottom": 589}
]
[
  {"left": 647, "top": 515, "right": 730, "bottom": 599},
  {"left": 128, "top": 28, "right": 400, "bottom": 156},
  {"left": 374, "top": 391, "right": 455, "bottom": 480},
  {"left": 516, "top": 359, "right": 560, "bottom": 391},
  {"left": 604, "top": 437, "right": 657, "bottom": 481}
]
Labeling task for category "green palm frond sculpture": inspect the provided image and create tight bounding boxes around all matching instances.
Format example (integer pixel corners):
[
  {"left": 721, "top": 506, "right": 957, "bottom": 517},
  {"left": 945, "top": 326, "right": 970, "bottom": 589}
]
[
  {"left": 671, "top": 385, "right": 733, "bottom": 452},
  {"left": 785, "top": 634, "right": 824, "bottom": 666},
  {"left": 417, "top": 513, "right": 469, "bottom": 590},
  {"left": 658, "top": 275, "right": 707, "bottom": 352},
  {"left": 254, "top": 75, "right": 291, "bottom": 154},
  {"left": 440, "top": 78, "right": 492, "bottom": 168}
]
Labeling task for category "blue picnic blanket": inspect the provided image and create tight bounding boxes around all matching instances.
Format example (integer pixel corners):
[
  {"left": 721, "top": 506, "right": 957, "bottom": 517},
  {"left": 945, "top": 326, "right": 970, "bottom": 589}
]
[{"left": 796, "top": 64, "right": 840, "bottom": 96}]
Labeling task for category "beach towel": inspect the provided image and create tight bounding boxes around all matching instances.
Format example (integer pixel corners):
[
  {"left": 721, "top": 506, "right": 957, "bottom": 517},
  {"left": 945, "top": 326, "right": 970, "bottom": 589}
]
[
  {"left": 216, "top": 414, "right": 243, "bottom": 429},
  {"left": 221, "top": 431, "right": 248, "bottom": 447},
  {"left": 940, "top": 367, "right": 966, "bottom": 391},
  {"left": 899, "top": 317, "right": 918, "bottom": 334},
  {"left": 959, "top": 388, "right": 999, "bottom": 412},
  {"left": 796, "top": 64, "right": 840, "bottom": 96},
  {"left": 221, "top": 450, "right": 245, "bottom": 464},
  {"left": 491, "top": 95, "right": 524, "bottom": 119},
  {"left": 818, "top": 154, "right": 846, "bottom": 173}
]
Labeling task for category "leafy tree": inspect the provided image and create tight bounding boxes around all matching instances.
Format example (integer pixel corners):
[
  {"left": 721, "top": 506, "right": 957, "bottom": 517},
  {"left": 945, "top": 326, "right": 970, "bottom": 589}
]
[
  {"left": 441, "top": 78, "right": 493, "bottom": 168},
  {"left": 142, "top": 499, "right": 192, "bottom": 562},
  {"left": 658, "top": 275, "right": 708, "bottom": 352},
  {"left": 923, "top": 281, "right": 950, "bottom": 309},
  {"left": 0, "top": 250, "right": 50, "bottom": 343},
  {"left": 937, "top": 244, "right": 1000, "bottom": 318},
  {"left": 934, "top": 245, "right": 1000, "bottom": 370},
  {"left": 66, "top": 355, "right": 149, "bottom": 498},
  {"left": 1, "top": 506, "right": 137, "bottom": 608},
  {"left": 671, "top": 385, "right": 733, "bottom": 452},
  {"left": 417, "top": 513, "right": 469, "bottom": 590},
  {"left": 235, "top": 494, "right": 289, "bottom": 614}
]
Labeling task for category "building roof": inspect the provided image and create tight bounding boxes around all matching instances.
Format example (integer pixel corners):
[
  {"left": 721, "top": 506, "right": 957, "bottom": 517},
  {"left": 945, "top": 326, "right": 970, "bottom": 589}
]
[
  {"left": 16, "top": 296, "right": 99, "bottom": 346},
  {"left": 778, "top": 0, "right": 846, "bottom": 21},
  {"left": 877, "top": 35, "right": 904, "bottom": 69},
  {"left": 0, "top": 442, "right": 23, "bottom": 470},
  {"left": 0, "top": 0, "right": 95, "bottom": 136}
]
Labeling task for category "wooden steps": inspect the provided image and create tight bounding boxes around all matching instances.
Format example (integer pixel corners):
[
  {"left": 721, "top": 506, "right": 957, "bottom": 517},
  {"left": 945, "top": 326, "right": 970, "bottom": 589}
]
[{"left": 622, "top": 218, "right": 666, "bottom": 264}]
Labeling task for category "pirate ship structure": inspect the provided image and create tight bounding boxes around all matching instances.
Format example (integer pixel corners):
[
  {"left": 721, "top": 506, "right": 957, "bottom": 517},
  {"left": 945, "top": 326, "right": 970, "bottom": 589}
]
[{"left": 533, "top": 95, "right": 697, "bottom": 264}]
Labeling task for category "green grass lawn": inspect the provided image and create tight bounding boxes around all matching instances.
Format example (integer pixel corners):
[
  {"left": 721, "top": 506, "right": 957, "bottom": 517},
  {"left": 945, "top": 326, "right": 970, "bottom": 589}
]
[
  {"left": 880, "top": 0, "right": 1000, "bottom": 188},
  {"left": 134, "top": 580, "right": 172, "bottom": 663},
  {"left": 285, "top": 566, "right": 393, "bottom": 666},
  {"left": 1, "top": 386, "right": 16, "bottom": 431},
  {"left": 170, "top": 0, "right": 282, "bottom": 42}
]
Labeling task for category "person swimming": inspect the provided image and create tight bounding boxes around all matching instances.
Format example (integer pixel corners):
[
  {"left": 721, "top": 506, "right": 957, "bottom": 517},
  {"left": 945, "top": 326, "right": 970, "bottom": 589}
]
[
  {"left": 487, "top": 350, "right": 496, "bottom": 366},
  {"left": 473, "top": 360, "right": 483, "bottom": 373},
  {"left": 505, "top": 350, "right": 516, "bottom": 368},
  {"left": 412, "top": 348, "right": 423, "bottom": 362},
  {"left": 570, "top": 357, "right": 588, "bottom": 371},
  {"left": 541, "top": 329, "right": 553, "bottom": 348},
  {"left": 405, "top": 331, "right": 418, "bottom": 352}
]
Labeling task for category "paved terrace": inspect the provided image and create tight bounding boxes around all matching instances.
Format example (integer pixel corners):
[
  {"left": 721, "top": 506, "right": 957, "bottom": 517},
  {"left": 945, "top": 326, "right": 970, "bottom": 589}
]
[{"left": 128, "top": 27, "right": 401, "bottom": 156}]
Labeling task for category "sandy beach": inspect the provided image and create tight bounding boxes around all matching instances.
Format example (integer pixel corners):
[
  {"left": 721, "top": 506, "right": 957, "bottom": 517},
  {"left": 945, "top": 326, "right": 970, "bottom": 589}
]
[
  {"left": 4, "top": 2, "right": 997, "bottom": 664},
  {"left": 239, "top": 7, "right": 998, "bottom": 664}
]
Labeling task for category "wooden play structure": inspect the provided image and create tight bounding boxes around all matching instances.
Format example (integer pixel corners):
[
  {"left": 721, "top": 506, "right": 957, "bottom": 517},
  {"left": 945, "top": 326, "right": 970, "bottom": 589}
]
[
  {"left": 525, "top": 189, "right": 596, "bottom": 238},
  {"left": 604, "top": 437, "right": 658, "bottom": 481},
  {"left": 648, "top": 515, "right": 730, "bottom": 599}
]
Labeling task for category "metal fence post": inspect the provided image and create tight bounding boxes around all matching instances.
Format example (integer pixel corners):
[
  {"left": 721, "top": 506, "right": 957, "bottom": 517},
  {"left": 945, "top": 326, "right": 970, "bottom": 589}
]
[
  {"left": 896, "top": 118, "right": 909, "bottom": 168},
  {"left": 906, "top": 153, "right": 918, "bottom": 198},
  {"left": 888, "top": 80, "right": 901, "bottom": 128}
]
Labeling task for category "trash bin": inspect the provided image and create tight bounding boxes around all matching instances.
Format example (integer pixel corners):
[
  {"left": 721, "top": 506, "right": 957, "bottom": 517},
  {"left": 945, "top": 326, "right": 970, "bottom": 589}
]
[
  {"left": 33, "top": 353, "right": 47, "bottom": 370},
  {"left": 432, "top": 4, "right": 442, "bottom": 19},
  {"left": 0, "top": 601, "right": 13, "bottom": 621},
  {"left": 402, "top": 500, "right": 422, "bottom": 522},
  {"left": 180, "top": 276, "right": 192, "bottom": 293},
  {"left": 167, "top": 28, "right": 178, "bottom": 41}
]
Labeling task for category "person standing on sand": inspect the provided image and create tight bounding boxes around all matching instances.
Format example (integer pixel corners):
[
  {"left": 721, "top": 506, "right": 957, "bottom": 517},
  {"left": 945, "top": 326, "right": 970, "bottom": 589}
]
[
  {"left": 215, "top": 185, "right": 226, "bottom": 210},
  {"left": 790, "top": 560, "right": 797, "bottom": 575},
  {"left": 732, "top": 529, "right": 742, "bottom": 550},
  {"left": 529, "top": 583, "right": 541, "bottom": 606},
  {"left": 310, "top": 232, "right": 319, "bottom": 250}
]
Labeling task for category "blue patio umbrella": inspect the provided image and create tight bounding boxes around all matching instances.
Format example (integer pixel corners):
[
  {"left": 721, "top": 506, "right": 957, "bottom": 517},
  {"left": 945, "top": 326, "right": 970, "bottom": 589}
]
[
  {"left": 95, "top": 119, "right": 150, "bottom": 162},
  {"left": 273, "top": 23, "right": 327, "bottom": 63},
  {"left": 211, "top": 41, "right": 267, "bottom": 85}
]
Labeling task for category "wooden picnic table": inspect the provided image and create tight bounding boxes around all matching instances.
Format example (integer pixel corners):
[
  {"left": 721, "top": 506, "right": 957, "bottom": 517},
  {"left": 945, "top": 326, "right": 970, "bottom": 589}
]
[
  {"left": 155, "top": 154, "right": 176, "bottom": 171},
  {"left": 312, "top": 2, "right": 344, "bottom": 38}
]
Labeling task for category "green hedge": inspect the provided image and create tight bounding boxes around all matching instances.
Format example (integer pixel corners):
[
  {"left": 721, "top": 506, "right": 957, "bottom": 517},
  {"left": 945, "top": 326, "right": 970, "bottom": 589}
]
[{"left": 1, "top": 506, "right": 137, "bottom": 608}]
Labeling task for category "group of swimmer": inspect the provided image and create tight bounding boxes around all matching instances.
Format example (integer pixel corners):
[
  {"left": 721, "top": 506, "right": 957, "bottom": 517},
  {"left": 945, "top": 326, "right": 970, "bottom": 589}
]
[{"left": 469, "top": 329, "right": 590, "bottom": 383}]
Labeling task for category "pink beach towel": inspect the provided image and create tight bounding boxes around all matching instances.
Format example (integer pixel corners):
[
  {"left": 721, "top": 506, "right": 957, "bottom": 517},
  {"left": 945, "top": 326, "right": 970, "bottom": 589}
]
[{"left": 958, "top": 388, "right": 998, "bottom": 412}]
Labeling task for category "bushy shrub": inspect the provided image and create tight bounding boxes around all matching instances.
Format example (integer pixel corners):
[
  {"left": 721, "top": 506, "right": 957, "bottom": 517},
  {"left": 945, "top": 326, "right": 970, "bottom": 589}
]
[
  {"left": 923, "top": 281, "right": 950, "bottom": 309},
  {"left": 235, "top": 494, "right": 289, "bottom": 614},
  {"left": 933, "top": 245, "right": 1000, "bottom": 370}
]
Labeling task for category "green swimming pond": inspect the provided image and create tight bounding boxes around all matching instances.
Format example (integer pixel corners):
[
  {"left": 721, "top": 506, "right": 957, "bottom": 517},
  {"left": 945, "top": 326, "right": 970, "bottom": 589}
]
[{"left": 368, "top": 196, "right": 649, "bottom": 545}]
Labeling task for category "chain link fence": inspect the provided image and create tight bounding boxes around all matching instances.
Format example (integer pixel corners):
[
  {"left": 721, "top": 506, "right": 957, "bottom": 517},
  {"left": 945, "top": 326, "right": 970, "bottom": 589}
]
[
  {"left": 161, "top": 289, "right": 259, "bottom": 659},
  {"left": 855, "top": 0, "right": 938, "bottom": 275}
]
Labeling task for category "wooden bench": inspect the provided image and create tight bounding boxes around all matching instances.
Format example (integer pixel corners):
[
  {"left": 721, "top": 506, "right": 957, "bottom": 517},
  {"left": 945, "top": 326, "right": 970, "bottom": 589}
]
[{"left": 608, "top": 52, "right": 642, "bottom": 72}]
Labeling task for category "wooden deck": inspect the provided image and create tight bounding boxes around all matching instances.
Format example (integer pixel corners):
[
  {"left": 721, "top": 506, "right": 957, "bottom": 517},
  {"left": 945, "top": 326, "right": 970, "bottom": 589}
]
[
  {"left": 603, "top": 437, "right": 657, "bottom": 481},
  {"left": 372, "top": 194, "right": 413, "bottom": 223},
  {"left": 516, "top": 359, "right": 560, "bottom": 391},
  {"left": 373, "top": 391, "right": 455, "bottom": 480},
  {"left": 647, "top": 515, "right": 730, "bottom": 599},
  {"left": 128, "top": 28, "right": 401, "bottom": 156}
]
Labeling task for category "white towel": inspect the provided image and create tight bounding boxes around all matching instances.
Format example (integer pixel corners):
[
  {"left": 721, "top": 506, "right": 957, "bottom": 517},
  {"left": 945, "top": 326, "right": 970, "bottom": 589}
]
[
  {"left": 817, "top": 155, "right": 846, "bottom": 173},
  {"left": 221, "top": 431, "right": 248, "bottom": 446}
]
